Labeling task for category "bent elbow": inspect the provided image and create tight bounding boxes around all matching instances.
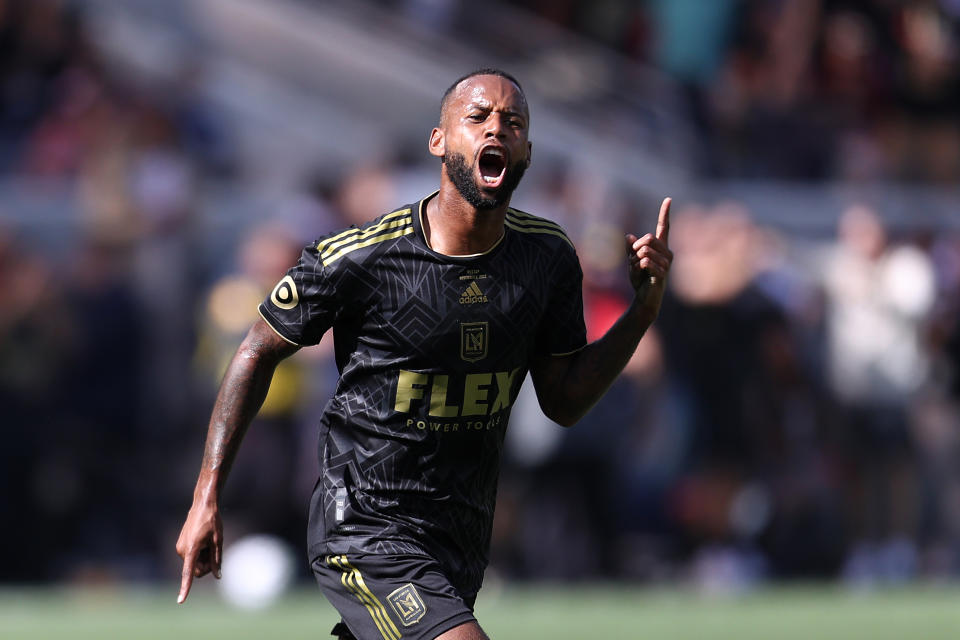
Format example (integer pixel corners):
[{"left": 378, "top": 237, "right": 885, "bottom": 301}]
[{"left": 540, "top": 402, "right": 581, "bottom": 428}]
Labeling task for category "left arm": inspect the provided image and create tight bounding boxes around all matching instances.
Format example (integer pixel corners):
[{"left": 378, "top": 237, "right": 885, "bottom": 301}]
[{"left": 529, "top": 197, "right": 672, "bottom": 426}]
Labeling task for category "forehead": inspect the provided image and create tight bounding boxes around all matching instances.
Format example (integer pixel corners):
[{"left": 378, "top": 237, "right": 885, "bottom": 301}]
[{"left": 448, "top": 75, "right": 528, "bottom": 115}]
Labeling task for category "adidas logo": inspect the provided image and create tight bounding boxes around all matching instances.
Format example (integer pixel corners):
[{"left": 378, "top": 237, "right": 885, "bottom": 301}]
[{"left": 459, "top": 281, "right": 488, "bottom": 304}]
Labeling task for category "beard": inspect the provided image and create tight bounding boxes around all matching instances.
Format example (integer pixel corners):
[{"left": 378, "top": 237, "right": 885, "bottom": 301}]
[{"left": 444, "top": 150, "right": 527, "bottom": 210}]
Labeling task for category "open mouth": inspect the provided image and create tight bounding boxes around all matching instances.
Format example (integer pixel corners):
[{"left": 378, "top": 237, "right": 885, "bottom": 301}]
[{"left": 478, "top": 147, "right": 507, "bottom": 188}]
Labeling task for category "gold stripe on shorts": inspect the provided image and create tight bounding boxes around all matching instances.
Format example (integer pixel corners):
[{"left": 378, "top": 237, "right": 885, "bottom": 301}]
[{"left": 327, "top": 555, "right": 402, "bottom": 640}]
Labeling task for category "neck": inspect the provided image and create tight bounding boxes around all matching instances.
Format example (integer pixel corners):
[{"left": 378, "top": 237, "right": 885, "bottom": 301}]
[{"left": 424, "top": 183, "right": 509, "bottom": 256}]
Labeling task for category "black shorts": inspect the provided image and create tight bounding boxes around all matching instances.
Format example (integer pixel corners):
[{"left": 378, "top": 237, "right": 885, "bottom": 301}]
[{"left": 312, "top": 552, "right": 477, "bottom": 640}]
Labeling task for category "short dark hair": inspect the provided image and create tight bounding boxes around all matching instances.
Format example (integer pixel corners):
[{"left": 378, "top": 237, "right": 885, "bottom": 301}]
[{"left": 439, "top": 68, "right": 525, "bottom": 121}]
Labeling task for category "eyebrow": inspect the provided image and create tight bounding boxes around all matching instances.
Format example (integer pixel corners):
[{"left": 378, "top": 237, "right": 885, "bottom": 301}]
[{"left": 465, "top": 103, "right": 527, "bottom": 120}]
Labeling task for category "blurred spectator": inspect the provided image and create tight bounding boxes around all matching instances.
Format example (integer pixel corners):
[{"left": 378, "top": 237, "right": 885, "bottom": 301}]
[
  {"left": 334, "top": 162, "right": 398, "bottom": 226},
  {"left": 886, "top": 3, "right": 960, "bottom": 182},
  {"left": 818, "top": 203, "right": 936, "bottom": 584},
  {"left": 822, "top": 204, "right": 936, "bottom": 410},
  {"left": 655, "top": 201, "right": 847, "bottom": 580},
  {"left": 659, "top": 203, "right": 784, "bottom": 468},
  {"left": 193, "top": 222, "right": 323, "bottom": 553},
  {"left": 648, "top": 0, "right": 739, "bottom": 86},
  {"left": 20, "top": 64, "right": 113, "bottom": 177},
  {"left": 0, "top": 228, "right": 70, "bottom": 580},
  {"left": 0, "top": 0, "right": 87, "bottom": 170},
  {"left": 53, "top": 235, "right": 147, "bottom": 581}
]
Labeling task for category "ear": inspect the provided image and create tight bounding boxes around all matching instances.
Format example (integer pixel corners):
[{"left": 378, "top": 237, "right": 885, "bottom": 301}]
[
  {"left": 526, "top": 141, "right": 532, "bottom": 168},
  {"left": 428, "top": 127, "right": 445, "bottom": 158}
]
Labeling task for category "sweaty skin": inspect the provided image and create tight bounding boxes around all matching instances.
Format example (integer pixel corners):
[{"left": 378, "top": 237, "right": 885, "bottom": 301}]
[
  {"left": 425, "top": 75, "right": 531, "bottom": 255},
  {"left": 176, "top": 73, "right": 672, "bottom": 640},
  {"left": 175, "top": 320, "right": 298, "bottom": 602}
]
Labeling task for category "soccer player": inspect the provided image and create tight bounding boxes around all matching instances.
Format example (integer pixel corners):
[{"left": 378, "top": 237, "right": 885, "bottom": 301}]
[{"left": 176, "top": 68, "right": 672, "bottom": 640}]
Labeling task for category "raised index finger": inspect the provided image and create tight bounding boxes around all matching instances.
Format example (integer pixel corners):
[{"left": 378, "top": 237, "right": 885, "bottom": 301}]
[{"left": 656, "top": 197, "right": 671, "bottom": 244}]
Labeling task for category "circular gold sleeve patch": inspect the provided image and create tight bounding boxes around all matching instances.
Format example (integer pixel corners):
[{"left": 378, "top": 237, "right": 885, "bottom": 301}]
[{"left": 270, "top": 275, "right": 300, "bottom": 310}]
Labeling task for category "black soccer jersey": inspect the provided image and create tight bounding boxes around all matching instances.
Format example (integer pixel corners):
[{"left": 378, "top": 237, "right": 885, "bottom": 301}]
[{"left": 259, "top": 191, "right": 587, "bottom": 596}]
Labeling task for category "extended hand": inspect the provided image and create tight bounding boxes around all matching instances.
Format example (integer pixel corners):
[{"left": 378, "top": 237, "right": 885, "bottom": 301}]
[
  {"left": 175, "top": 502, "right": 223, "bottom": 603},
  {"left": 626, "top": 197, "right": 673, "bottom": 322}
]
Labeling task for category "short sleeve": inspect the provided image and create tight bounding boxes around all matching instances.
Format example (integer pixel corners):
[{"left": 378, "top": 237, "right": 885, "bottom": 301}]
[
  {"left": 536, "top": 245, "right": 588, "bottom": 356},
  {"left": 258, "top": 242, "right": 340, "bottom": 346}
]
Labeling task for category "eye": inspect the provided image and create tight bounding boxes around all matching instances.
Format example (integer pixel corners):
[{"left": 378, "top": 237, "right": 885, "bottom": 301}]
[{"left": 467, "top": 113, "right": 485, "bottom": 122}]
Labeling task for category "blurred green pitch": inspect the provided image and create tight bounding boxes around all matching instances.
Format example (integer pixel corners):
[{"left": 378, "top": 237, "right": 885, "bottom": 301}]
[{"left": 3, "top": 584, "right": 959, "bottom": 639}]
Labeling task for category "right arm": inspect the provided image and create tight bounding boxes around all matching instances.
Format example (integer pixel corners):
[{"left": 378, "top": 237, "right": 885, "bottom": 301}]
[
  {"left": 175, "top": 318, "right": 299, "bottom": 603},
  {"left": 528, "top": 198, "right": 671, "bottom": 426}
]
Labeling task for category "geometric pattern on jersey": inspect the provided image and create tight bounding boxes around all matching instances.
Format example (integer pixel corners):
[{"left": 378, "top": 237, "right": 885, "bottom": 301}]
[{"left": 260, "top": 191, "right": 587, "bottom": 595}]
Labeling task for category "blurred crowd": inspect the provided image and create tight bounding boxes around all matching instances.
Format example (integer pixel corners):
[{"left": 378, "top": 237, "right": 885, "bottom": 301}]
[
  {"left": 495, "top": 0, "right": 960, "bottom": 182},
  {"left": 1, "top": 0, "right": 960, "bottom": 594},
  {"left": 493, "top": 192, "right": 960, "bottom": 589}
]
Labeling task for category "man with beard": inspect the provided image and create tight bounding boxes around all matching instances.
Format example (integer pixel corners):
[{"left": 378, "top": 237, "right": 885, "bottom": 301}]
[{"left": 176, "top": 69, "right": 673, "bottom": 640}]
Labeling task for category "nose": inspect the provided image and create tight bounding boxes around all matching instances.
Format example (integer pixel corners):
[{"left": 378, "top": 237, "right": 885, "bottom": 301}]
[{"left": 483, "top": 113, "right": 506, "bottom": 139}]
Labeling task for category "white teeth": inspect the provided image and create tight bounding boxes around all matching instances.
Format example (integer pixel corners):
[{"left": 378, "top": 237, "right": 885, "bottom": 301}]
[{"left": 480, "top": 148, "right": 505, "bottom": 185}]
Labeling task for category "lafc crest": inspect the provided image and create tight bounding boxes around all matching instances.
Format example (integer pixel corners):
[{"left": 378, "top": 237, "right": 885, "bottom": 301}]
[
  {"left": 388, "top": 583, "right": 426, "bottom": 626},
  {"left": 460, "top": 322, "right": 488, "bottom": 363}
]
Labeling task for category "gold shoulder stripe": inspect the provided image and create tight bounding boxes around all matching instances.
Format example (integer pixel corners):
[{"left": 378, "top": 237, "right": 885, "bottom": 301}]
[
  {"left": 320, "top": 214, "right": 412, "bottom": 262},
  {"left": 319, "top": 210, "right": 412, "bottom": 258},
  {"left": 505, "top": 216, "right": 568, "bottom": 235},
  {"left": 505, "top": 219, "right": 574, "bottom": 248},
  {"left": 507, "top": 208, "right": 565, "bottom": 232},
  {"left": 328, "top": 555, "right": 401, "bottom": 640},
  {"left": 322, "top": 226, "right": 414, "bottom": 266},
  {"left": 505, "top": 210, "right": 573, "bottom": 242},
  {"left": 316, "top": 208, "right": 412, "bottom": 254}
]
